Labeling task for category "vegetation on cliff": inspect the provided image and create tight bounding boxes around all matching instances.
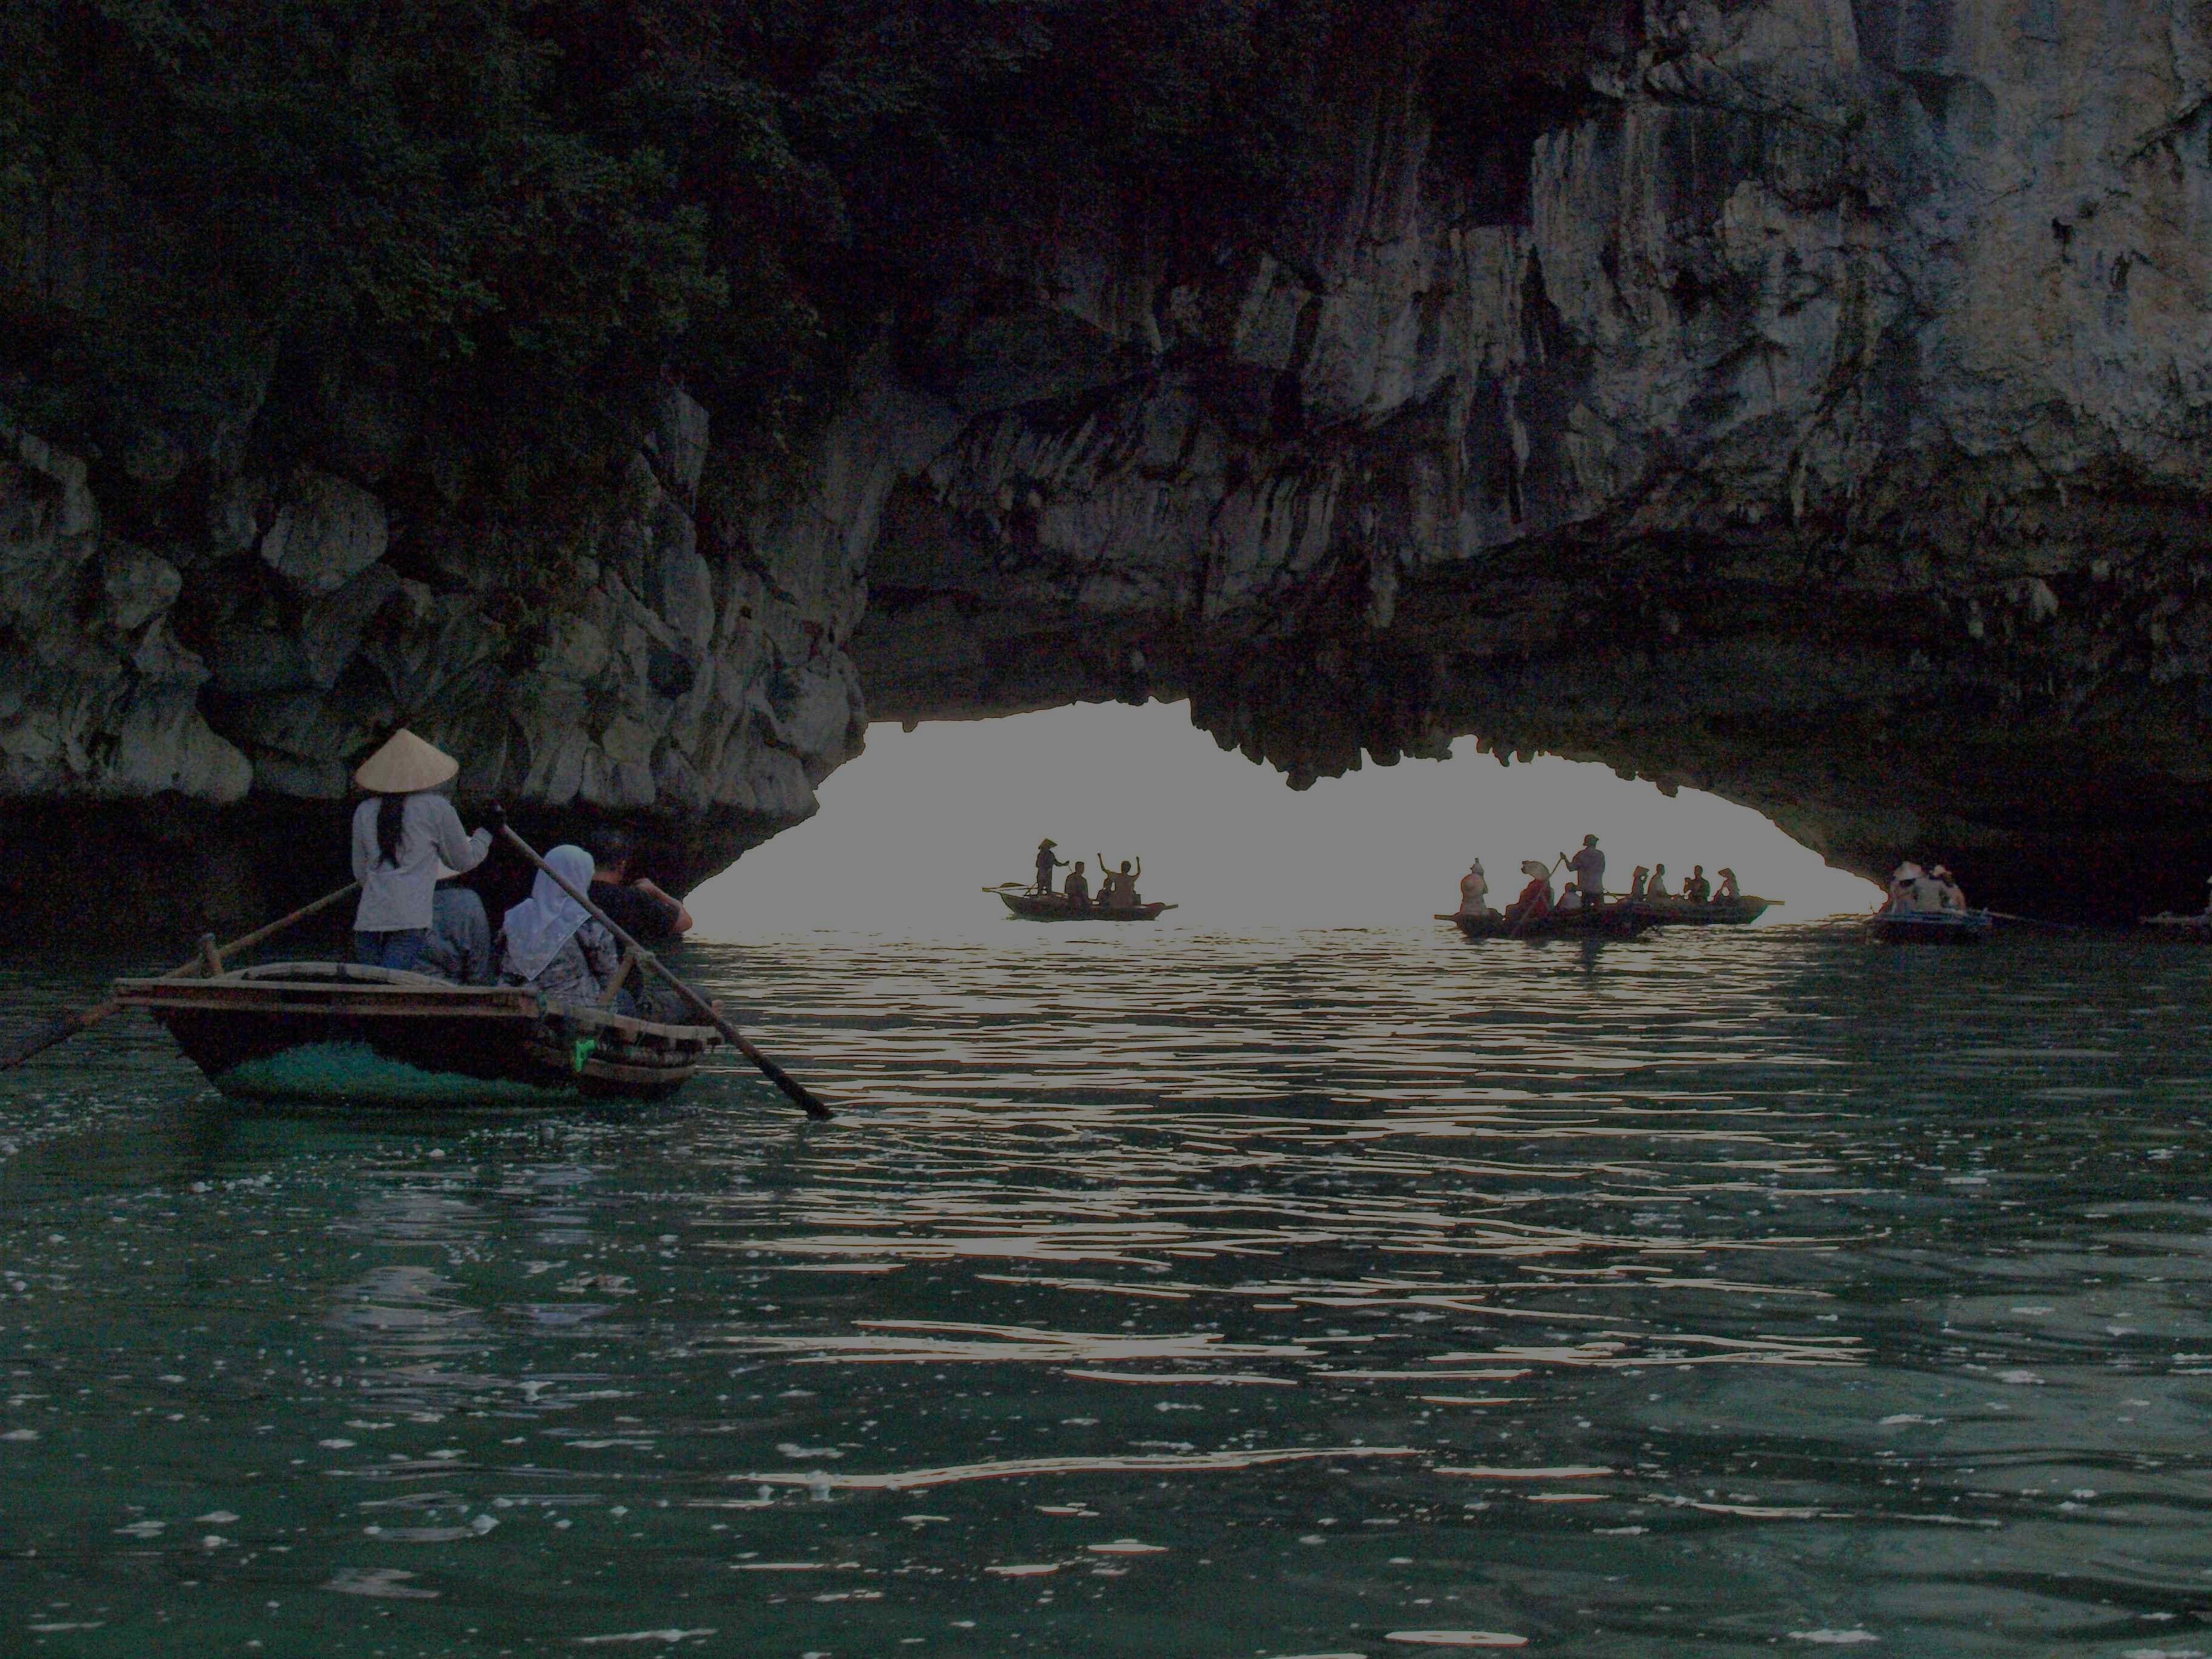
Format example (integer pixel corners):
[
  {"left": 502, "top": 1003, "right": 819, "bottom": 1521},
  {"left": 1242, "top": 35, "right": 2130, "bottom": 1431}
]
[{"left": 0, "top": 0, "right": 1387, "bottom": 497}]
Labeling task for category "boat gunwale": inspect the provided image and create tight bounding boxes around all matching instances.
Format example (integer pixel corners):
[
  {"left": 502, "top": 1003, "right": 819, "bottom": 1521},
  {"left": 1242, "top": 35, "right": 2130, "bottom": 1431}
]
[{"left": 113, "top": 972, "right": 720, "bottom": 1047}]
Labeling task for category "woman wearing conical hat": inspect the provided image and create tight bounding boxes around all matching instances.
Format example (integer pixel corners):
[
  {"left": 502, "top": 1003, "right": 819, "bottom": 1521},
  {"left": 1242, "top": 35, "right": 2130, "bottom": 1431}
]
[
  {"left": 1034, "top": 838, "right": 1068, "bottom": 896},
  {"left": 350, "top": 729, "right": 493, "bottom": 972}
]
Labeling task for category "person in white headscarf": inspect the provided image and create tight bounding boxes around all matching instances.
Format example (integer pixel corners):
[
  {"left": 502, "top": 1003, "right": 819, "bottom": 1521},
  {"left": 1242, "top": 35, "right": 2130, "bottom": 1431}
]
[
  {"left": 497, "top": 844, "right": 620, "bottom": 1004},
  {"left": 350, "top": 729, "right": 493, "bottom": 972},
  {"left": 1456, "top": 859, "right": 1490, "bottom": 917}
]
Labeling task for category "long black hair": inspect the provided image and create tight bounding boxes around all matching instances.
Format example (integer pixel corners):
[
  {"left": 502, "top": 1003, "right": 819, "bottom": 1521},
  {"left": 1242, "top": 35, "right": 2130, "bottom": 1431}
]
[{"left": 376, "top": 793, "right": 409, "bottom": 868}]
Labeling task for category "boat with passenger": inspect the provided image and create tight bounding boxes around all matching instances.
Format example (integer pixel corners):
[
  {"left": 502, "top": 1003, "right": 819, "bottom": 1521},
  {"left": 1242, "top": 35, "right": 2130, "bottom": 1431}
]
[
  {"left": 991, "top": 886, "right": 1177, "bottom": 922},
  {"left": 1867, "top": 861, "right": 1991, "bottom": 943},
  {"left": 1867, "top": 908, "right": 1994, "bottom": 944},
  {"left": 114, "top": 960, "right": 722, "bottom": 1106},
  {"left": 1617, "top": 894, "right": 1779, "bottom": 927},
  {"left": 1438, "top": 903, "right": 1652, "bottom": 940}
]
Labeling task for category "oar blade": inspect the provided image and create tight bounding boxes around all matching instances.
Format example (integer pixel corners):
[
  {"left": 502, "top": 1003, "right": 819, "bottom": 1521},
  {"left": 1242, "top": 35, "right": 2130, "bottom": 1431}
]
[{"left": 0, "top": 1002, "right": 116, "bottom": 1072}]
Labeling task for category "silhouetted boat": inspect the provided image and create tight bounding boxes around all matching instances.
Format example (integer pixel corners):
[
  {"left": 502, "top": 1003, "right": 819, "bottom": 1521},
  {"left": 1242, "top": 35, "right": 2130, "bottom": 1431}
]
[
  {"left": 1437, "top": 905, "right": 1653, "bottom": 940},
  {"left": 1620, "top": 895, "right": 1778, "bottom": 926},
  {"left": 1867, "top": 908, "right": 1994, "bottom": 944},
  {"left": 2140, "top": 913, "right": 2212, "bottom": 940},
  {"left": 992, "top": 886, "right": 1177, "bottom": 922},
  {"left": 113, "top": 962, "right": 720, "bottom": 1105}
]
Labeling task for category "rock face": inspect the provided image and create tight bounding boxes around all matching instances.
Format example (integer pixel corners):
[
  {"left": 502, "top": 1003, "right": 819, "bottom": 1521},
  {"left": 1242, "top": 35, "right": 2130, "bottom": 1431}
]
[
  {"left": 0, "top": 374, "right": 880, "bottom": 936},
  {"left": 858, "top": 0, "right": 2212, "bottom": 922},
  {"left": 10, "top": 0, "right": 2212, "bottom": 928}
]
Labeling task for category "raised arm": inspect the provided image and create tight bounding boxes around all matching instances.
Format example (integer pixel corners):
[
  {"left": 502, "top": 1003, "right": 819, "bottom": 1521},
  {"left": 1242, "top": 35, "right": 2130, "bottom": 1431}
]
[
  {"left": 636, "top": 878, "right": 694, "bottom": 934},
  {"left": 424, "top": 795, "right": 491, "bottom": 873}
]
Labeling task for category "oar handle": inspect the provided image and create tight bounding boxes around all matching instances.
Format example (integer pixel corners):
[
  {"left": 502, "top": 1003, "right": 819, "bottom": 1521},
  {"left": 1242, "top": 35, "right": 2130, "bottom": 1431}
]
[{"left": 493, "top": 819, "right": 833, "bottom": 1119}]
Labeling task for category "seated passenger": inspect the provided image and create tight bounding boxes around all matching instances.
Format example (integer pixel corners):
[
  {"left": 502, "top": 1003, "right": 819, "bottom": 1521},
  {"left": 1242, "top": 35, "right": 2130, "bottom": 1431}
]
[
  {"left": 1715, "top": 867, "right": 1740, "bottom": 902},
  {"left": 1684, "top": 865, "right": 1712, "bottom": 903},
  {"left": 1627, "top": 865, "right": 1650, "bottom": 900},
  {"left": 1559, "top": 882, "right": 1584, "bottom": 913},
  {"left": 1062, "top": 861, "right": 1091, "bottom": 911},
  {"left": 419, "top": 862, "right": 492, "bottom": 985},
  {"left": 1929, "top": 865, "right": 1966, "bottom": 911},
  {"left": 1505, "top": 859, "right": 1555, "bottom": 925},
  {"left": 587, "top": 828, "right": 692, "bottom": 943},
  {"left": 1646, "top": 863, "right": 1671, "bottom": 900},
  {"left": 497, "top": 844, "right": 619, "bottom": 1004},
  {"left": 1096, "top": 855, "right": 1142, "bottom": 908},
  {"left": 1456, "top": 859, "right": 1491, "bottom": 917},
  {"left": 1888, "top": 862, "right": 1951, "bottom": 914}
]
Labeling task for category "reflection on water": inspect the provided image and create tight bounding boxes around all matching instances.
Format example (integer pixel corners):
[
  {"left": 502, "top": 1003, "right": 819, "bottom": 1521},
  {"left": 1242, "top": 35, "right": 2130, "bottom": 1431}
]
[{"left": 2, "top": 925, "right": 2211, "bottom": 1656}]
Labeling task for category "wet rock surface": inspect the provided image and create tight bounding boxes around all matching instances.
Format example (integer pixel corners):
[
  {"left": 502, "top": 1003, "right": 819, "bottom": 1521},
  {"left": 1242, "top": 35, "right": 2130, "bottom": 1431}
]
[{"left": 10, "top": 0, "right": 2212, "bottom": 927}]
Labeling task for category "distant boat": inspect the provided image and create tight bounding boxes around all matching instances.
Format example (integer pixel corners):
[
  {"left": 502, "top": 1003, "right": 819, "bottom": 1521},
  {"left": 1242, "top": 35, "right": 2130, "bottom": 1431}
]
[
  {"left": 1620, "top": 895, "right": 1778, "bottom": 927},
  {"left": 1437, "top": 905, "right": 1654, "bottom": 940},
  {"left": 115, "top": 961, "right": 721, "bottom": 1105},
  {"left": 990, "top": 886, "right": 1178, "bottom": 922},
  {"left": 2140, "top": 912, "right": 2212, "bottom": 940},
  {"left": 1436, "top": 893, "right": 1774, "bottom": 939},
  {"left": 1866, "top": 908, "right": 1994, "bottom": 944}
]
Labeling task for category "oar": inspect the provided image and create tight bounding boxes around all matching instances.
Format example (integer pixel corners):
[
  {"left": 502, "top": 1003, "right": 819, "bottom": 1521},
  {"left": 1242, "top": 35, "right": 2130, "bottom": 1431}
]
[
  {"left": 493, "top": 820, "right": 832, "bottom": 1120},
  {"left": 1986, "top": 910, "right": 2080, "bottom": 933},
  {"left": 0, "top": 879, "right": 364, "bottom": 1071},
  {"left": 1510, "top": 854, "right": 1566, "bottom": 938}
]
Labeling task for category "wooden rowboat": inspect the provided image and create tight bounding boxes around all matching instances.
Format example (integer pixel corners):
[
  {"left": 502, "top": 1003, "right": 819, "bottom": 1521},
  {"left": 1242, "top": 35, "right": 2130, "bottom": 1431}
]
[
  {"left": 2140, "top": 913, "right": 2212, "bottom": 940},
  {"left": 113, "top": 961, "right": 722, "bottom": 1106},
  {"left": 1866, "top": 908, "right": 1994, "bottom": 944},
  {"left": 1618, "top": 895, "right": 1778, "bottom": 927},
  {"left": 1436, "top": 905, "right": 1654, "bottom": 940},
  {"left": 990, "top": 887, "right": 1178, "bottom": 922}
]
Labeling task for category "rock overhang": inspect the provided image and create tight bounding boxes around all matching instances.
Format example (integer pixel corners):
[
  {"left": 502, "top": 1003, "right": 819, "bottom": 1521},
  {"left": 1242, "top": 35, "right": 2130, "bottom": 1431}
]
[{"left": 7, "top": 0, "right": 2212, "bottom": 930}]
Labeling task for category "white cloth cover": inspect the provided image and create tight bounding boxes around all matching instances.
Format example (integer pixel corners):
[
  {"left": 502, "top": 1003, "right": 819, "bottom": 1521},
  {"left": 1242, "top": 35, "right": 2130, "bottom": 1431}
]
[{"left": 499, "top": 845, "right": 600, "bottom": 981}]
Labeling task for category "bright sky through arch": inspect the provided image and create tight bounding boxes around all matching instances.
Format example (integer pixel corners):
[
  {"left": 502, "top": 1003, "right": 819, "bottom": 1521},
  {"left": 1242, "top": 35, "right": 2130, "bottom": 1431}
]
[{"left": 688, "top": 700, "right": 1884, "bottom": 939}]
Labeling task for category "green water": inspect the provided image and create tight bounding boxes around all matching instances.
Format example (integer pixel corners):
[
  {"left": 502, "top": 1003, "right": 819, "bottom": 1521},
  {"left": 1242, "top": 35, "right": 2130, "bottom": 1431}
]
[{"left": 1, "top": 925, "right": 2209, "bottom": 1657}]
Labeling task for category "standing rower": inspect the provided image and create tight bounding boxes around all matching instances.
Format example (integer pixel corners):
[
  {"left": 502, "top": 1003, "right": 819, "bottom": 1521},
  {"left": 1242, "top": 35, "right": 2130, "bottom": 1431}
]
[
  {"left": 350, "top": 729, "right": 492, "bottom": 973},
  {"left": 1034, "top": 839, "right": 1068, "bottom": 895},
  {"left": 1564, "top": 835, "right": 1606, "bottom": 908}
]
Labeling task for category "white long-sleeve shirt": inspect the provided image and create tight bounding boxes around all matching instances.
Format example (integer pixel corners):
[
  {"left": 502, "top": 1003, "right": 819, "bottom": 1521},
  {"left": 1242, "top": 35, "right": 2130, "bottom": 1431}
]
[{"left": 351, "top": 793, "right": 491, "bottom": 932}]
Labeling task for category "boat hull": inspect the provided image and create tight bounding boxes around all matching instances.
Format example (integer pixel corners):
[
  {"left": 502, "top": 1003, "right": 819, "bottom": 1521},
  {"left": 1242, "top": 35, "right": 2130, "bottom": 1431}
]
[
  {"left": 2140, "top": 915, "right": 2212, "bottom": 942},
  {"left": 115, "top": 964, "right": 720, "bottom": 1106},
  {"left": 1619, "top": 896, "right": 1775, "bottom": 926},
  {"left": 1444, "top": 906, "right": 1653, "bottom": 940},
  {"left": 1868, "top": 910, "right": 1994, "bottom": 944},
  {"left": 996, "top": 891, "right": 1175, "bottom": 922}
]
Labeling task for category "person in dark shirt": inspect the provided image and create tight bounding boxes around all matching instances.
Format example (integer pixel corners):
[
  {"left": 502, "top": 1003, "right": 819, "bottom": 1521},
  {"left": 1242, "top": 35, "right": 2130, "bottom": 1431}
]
[
  {"left": 585, "top": 829, "right": 692, "bottom": 944},
  {"left": 1563, "top": 835, "right": 1605, "bottom": 907},
  {"left": 1062, "top": 860, "right": 1091, "bottom": 911},
  {"left": 1684, "top": 865, "right": 1712, "bottom": 903}
]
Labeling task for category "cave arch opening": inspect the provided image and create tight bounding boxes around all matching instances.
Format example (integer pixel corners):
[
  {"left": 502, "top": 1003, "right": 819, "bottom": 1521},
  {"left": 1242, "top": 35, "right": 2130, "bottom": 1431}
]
[{"left": 690, "top": 702, "right": 1882, "bottom": 939}]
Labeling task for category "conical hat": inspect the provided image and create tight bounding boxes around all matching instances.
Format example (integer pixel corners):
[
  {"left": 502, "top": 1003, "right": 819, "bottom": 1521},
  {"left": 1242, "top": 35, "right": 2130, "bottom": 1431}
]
[{"left": 355, "top": 728, "right": 459, "bottom": 794}]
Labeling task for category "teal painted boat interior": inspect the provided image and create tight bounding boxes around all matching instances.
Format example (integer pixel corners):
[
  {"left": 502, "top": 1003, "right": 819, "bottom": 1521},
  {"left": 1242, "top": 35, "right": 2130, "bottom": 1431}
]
[{"left": 210, "top": 1039, "right": 578, "bottom": 1108}]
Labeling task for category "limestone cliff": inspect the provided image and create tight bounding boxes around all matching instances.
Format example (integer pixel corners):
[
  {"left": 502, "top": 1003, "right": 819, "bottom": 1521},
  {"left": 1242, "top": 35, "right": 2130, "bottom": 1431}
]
[
  {"left": 8, "top": 0, "right": 2212, "bottom": 928},
  {"left": 859, "top": 0, "right": 2212, "bottom": 922}
]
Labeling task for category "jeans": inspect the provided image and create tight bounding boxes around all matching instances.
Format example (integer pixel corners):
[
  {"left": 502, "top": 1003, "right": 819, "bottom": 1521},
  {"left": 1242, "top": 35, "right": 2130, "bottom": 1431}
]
[{"left": 355, "top": 928, "right": 431, "bottom": 971}]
